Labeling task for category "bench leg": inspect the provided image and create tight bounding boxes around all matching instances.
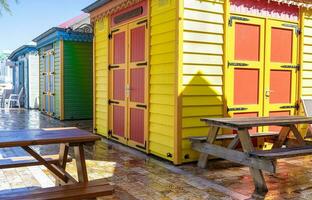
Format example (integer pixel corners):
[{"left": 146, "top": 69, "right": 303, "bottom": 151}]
[
  {"left": 273, "top": 127, "right": 291, "bottom": 148},
  {"left": 238, "top": 129, "right": 268, "bottom": 196},
  {"left": 74, "top": 144, "right": 88, "bottom": 182},
  {"left": 197, "top": 126, "right": 219, "bottom": 168},
  {"left": 290, "top": 125, "right": 306, "bottom": 146}
]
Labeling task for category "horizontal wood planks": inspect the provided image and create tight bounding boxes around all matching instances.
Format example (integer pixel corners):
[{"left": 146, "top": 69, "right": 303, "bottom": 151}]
[
  {"left": 94, "top": 18, "right": 109, "bottom": 137},
  {"left": 181, "top": 0, "right": 225, "bottom": 162},
  {"left": 302, "top": 12, "right": 312, "bottom": 96}
]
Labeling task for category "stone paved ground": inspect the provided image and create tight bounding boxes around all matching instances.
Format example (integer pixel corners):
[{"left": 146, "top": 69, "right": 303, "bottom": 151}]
[{"left": 1, "top": 109, "right": 312, "bottom": 199}]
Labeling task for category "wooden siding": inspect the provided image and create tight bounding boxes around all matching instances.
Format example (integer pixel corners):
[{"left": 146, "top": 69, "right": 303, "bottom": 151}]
[
  {"left": 149, "top": 0, "right": 178, "bottom": 161},
  {"left": 94, "top": 18, "right": 109, "bottom": 136},
  {"left": 54, "top": 41, "right": 61, "bottom": 118},
  {"left": 302, "top": 11, "right": 312, "bottom": 97},
  {"left": 63, "top": 41, "right": 93, "bottom": 120},
  {"left": 181, "top": 0, "right": 225, "bottom": 162}
]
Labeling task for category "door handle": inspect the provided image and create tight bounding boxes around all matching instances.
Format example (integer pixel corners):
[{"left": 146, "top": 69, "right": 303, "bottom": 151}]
[
  {"left": 265, "top": 90, "right": 274, "bottom": 97},
  {"left": 136, "top": 104, "right": 147, "bottom": 109}
]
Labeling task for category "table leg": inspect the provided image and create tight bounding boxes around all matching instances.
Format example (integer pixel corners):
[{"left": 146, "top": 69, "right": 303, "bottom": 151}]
[
  {"left": 56, "top": 144, "right": 69, "bottom": 185},
  {"left": 273, "top": 127, "right": 291, "bottom": 148},
  {"left": 238, "top": 129, "right": 268, "bottom": 195},
  {"left": 289, "top": 125, "right": 306, "bottom": 146},
  {"left": 74, "top": 144, "right": 88, "bottom": 182},
  {"left": 198, "top": 126, "right": 219, "bottom": 168}
]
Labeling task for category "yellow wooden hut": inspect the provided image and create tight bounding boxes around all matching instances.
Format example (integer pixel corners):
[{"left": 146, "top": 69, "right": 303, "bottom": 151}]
[{"left": 83, "top": 0, "right": 312, "bottom": 164}]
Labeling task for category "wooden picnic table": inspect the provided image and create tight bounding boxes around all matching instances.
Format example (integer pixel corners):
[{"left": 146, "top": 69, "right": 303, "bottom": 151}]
[
  {"left": 0, "top": 127, "right": 100, "bottom": 184},
  {"left": 191, "top": 116, "right": 312, "bottom": 196}
]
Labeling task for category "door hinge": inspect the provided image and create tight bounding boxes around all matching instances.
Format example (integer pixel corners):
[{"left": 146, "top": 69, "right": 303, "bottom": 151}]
[
  {"left": 228, "top": 62, "right": 249, "bottom": 67},
  {"left": 281, "top": 64, "right": 300, "bottom": 70},
  {"left": 280, "top": 104, "right": 299, "bottom": 110},
  {"left": 108, "top": 29, "right": 120, "bottom": 39},
  {"left": 282, "top": 23, "right": 301, "bottom": 36},
  {"left": 229, "top": 16, "right": 250, "bottom": 27},
  {"left": 136, "top": 104, "right": 147, "bottom": 109},
  {"left": 108, "top": 100, "right": 120, "bottom": 105},
  {"left": 108, "top": 65, "right": 120, "bottom": 70},
  {"left": 136, "top": 62, "right": 148, "bottom": 66},
  {"left": 227, "top": 107, "right": 248, "bottom": 112},
  {"left": 136, "top": 141, "right": 146, "bottom": 150},
  {"left": 137, "top": 19, "right": 148, "bottom": 28},
  {"left": 108, "top": 130, "right": 119, "bottom": 140}
]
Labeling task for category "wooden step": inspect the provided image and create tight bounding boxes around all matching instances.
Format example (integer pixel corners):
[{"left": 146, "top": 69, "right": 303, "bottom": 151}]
[
  {"left": 190, "top": 132, "right": 279, "bottom": 142},
  {"left": 250, "top": 145, "right": 312, "bottom": 159}
]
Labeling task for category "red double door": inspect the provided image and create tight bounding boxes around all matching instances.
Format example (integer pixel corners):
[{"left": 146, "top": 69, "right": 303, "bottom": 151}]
[{"left": 109, "top": 19, "right": 148, "bottom": 150}]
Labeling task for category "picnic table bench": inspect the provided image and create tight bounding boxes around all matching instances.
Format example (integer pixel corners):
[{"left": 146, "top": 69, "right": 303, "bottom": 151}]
[
  {"left": 0, "top": 127, "right": 114, "bottom": 199},
  {"left": 190, "top": 116, "right": 312, "bottom": 196}
]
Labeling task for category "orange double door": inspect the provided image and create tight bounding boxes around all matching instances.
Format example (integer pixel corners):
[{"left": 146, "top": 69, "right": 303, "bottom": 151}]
[
  {"left": 227, "top": 15, "right": 300, "bottom": 133},
  {"left": 108, "top": 18, "right": 148, "bottom": 151}
]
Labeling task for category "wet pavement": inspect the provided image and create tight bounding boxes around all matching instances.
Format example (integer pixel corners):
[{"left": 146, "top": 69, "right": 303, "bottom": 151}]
[{"left": 0, "top": 109, "right": 312, "bottom": 199}]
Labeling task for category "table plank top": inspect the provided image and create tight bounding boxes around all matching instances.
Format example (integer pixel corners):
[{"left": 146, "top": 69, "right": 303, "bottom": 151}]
[
  {"left": 201, "top": 116, "right": 312, "bottom": 129},
  {"left": 0, "top": 127, "right": 100, "bottom": 148}
]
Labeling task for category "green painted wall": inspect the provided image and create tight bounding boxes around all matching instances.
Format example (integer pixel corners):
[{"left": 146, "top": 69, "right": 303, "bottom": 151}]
[{"left": 63, "top": 41, "right": 93, "bottom": 120}]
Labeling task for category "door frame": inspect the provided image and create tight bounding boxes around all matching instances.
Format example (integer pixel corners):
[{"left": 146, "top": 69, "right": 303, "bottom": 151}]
[
  {"left": 225, "top": 13, "right": 300, "bottom": 122},
  {"left": 108, "top": 16, "right": 150, "bottom": 152}
]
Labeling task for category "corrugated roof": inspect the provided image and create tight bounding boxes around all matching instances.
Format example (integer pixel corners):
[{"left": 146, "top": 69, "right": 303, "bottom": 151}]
[{"left": 82, "top": 0, "right": 111, "bottom": 13}]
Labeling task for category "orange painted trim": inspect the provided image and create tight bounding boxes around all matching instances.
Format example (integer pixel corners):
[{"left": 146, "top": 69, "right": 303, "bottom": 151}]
[
  {"left": 173, "top": 0, "right": 183, "bottom": 165},
  {"left": 92, "top": 27, "right": 97, "bottom": 133}
]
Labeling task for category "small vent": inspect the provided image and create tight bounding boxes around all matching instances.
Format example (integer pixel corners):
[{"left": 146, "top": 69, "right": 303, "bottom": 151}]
[{"left": 114, "top": 7, "right": 143, "bottom": 25}]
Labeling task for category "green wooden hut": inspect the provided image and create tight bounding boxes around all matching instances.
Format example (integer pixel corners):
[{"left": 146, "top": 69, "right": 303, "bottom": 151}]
[{"left": 33, "top": 27, "right": 93, "bottom": 120}]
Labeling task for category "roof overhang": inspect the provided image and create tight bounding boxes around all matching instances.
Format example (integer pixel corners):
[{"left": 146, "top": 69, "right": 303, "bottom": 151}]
[
  {"left": 33, "top": 27, "right": 93, "bottom": 49},
  {"left": 83, "top": 0, "right": 144, "bottom": 22},
  {"left": 8, "top": 45, "right": 37, "bottom": 61}
]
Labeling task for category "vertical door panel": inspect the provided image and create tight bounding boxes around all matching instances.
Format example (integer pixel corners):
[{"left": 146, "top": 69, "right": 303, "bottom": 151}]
[
  {"left": 113, "top": 32, "right": 126, "bottom": 64},
  {"left": 270, "top": 70, "right": 291, "bottom": 104},
  {"left": 271, "top": 28, "right": 293, "bottom": 63},
  {"left": 130, "top": 68, "right": 145, "bottom": 103},
  {"left": 130, "top": 108, "right": 145, "bottom": 144},
  {"left": 234, "top": 69, "right": 259, "bottom": 105},
  {"left": 130, "top": 26, "right": 145, "bottom": 62},
  {"left": 113, "top": 105, "right": 125, "bottom": 138},
  {"left": 235, "top": 23, "right": 260, "bottom": 61},
  {"left": 113, "top": 69, "right": 126, "bottom": 100},
  {"left": 110, "top": 27, "right": 128, "bottom": 142}
]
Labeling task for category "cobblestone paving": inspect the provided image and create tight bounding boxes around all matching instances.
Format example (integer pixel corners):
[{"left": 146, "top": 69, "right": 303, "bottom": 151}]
[{"left": 0, "top": 109, "right": 312, "bottom": 199}]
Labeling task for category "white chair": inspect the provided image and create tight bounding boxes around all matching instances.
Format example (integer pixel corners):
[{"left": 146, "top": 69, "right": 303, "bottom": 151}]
[
  {"left": 5, "top": 87, "right": 24, "bottom": 108},
  {"left": 0, "top": 89, "right": 13, "bottom": 108},
  {"left": 301, "top": 97, "right": 312, "bottom": 138}
]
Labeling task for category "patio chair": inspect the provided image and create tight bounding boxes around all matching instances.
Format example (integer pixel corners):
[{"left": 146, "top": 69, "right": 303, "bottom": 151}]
[
  {"left": 5, "top": 87, "right": 24, "bottom": 108},
  {"left": 0, "top": 89, "right": 13, "bottom": 108},
  {"left": 301, "top": 97, "right": 312, "bottom": 138}
]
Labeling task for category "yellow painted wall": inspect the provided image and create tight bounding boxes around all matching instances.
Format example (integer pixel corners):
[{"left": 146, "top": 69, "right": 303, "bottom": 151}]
[
  {"left": 94, "top": 17, "right": 109, "bottom": 136},
  {"left": 302, "top": 11, "right": 312, "bottom": 97},
  {"left": 181, "top": 0, "right": 225, "bottom": 162},
  {"left": 149, "top": 0, "right": 178, "bottom": 161}
]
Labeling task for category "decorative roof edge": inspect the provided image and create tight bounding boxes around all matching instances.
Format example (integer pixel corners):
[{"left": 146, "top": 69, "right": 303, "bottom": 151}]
[
  {"left": 84, "top": 0, "right": 144, "bottom": 22},
  {"left": 269, "top": 0, "right": 312, "bottom": 8},
  {"left": 8, "top": 45, "right": 37, "bottom": 61},
  {"left": 33, "top": 27, "right": 93, "bottom": 49},
  {"left": 82, "top": 0, "right": 111, "bottom": 13}
]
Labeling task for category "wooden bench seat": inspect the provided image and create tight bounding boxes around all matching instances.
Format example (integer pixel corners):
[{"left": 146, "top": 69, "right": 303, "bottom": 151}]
[
  {"left": 250, "top": 145, "right": 312, "bottom": 159},
  {"left": 0, "top": 178, "right": 114, "bottom": 200},
  {"left": 0, "top": 155, "right": 72, "bottom": 169},
  {"left": 190, "top": 132, "right": 279, "bottom": 142}
]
